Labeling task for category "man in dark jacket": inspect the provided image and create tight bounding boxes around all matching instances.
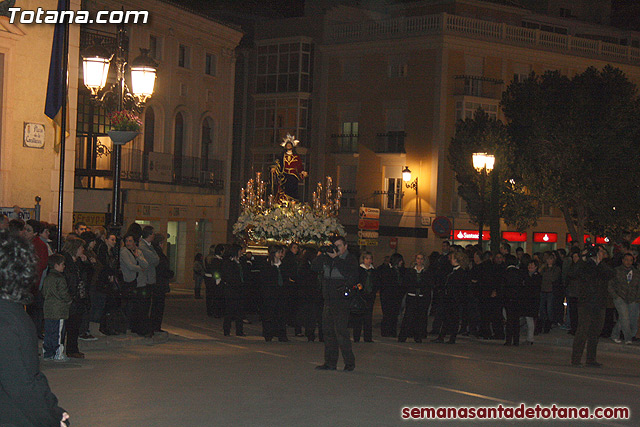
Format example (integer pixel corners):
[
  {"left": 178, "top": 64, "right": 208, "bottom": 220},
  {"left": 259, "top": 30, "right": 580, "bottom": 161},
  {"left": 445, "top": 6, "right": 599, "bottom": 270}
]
[
  {"left": 0, "top": 230, "right": 69, "bottom": 426},
  {"left": 312, "top": 236, "right": 359, "bottom": 371},
  {"left": 571, "top": 245, "right": 615, "bottom": 367}
]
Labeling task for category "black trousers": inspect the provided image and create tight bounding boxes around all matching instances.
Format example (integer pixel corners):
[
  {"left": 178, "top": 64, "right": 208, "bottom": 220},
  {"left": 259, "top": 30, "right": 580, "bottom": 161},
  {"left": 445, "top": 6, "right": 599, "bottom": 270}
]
[
  {"left": 352, "top": 293, "right": 376, "bottom": 342},
  {"left": 224, "top": 296, "right": 244, "bottom": 335},
  {"left": 131, "top": 286, "right": 152, "bottom": 335},
  {"left": 65, "top": 308, "right": 84, "bottom": 354},
  {"left": 505, "top": 304, "right": 521, "bottom": 345},
  {"left": 399, "top": 295, "right": 429, "bottom": 341},
  {"left": 323, "top": 301, "right": 355, "bottom": 368},
  {"left": 262, "top": 298, "right": 287, "bottom": 339},
  {"left": 572, "top": 304, "right": 605, "bottom": 364},
  {"left": 205, "top": 280, "right": 225, "bottom": 318},
  {"left": 380, "top": 289, "right": 401, "bottom": 337},
  {"left": 439, "top": 300, "right": 460, "bottom": 342},
  {"left": 298, "top": 299, "right": 323, "bottom": 340},
  {"left": 567, "top": 296, "right": 579, "bottom": 333},
  {"left": 150, "top": 284, "right": 167, "bottom": 332}
]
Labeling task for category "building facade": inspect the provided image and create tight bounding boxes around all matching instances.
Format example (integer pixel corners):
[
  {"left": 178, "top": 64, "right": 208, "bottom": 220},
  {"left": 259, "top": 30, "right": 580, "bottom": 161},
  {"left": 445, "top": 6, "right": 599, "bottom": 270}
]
[
  {"left": 234, "top": 0, "right": 640, "bottom": 260},
  {"left": 73, "top": 0, "right": 242, "bottom": 282},
  {"left": 0, "top": 0, "right": 81, "bottom": 228}
]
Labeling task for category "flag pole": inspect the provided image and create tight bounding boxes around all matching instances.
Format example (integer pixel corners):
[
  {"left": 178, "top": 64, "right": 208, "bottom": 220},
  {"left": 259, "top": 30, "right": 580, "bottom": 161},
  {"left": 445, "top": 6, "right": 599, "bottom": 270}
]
[{"left": 56, "top": 0, "right": 70, "bottom": 252}]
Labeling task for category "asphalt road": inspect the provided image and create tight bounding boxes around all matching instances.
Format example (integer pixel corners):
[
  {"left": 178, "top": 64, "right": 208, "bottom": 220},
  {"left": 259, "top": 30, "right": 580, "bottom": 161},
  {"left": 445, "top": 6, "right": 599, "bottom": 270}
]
[{"left": 42, "top": 292, "right": 640, "bottom": 426}]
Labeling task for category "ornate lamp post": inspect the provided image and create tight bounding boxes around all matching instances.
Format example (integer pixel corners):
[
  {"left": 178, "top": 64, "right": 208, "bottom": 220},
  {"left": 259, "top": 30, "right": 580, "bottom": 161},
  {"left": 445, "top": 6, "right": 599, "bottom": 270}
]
[
  {"left": 402, "top": 166, "right": 418, "bottom": 193},
  {"left": 81, "top": 23, "right": 157, "bottom": 235},
  {"left": 472, "top": 153, "right": 494, "bottom": 248}
]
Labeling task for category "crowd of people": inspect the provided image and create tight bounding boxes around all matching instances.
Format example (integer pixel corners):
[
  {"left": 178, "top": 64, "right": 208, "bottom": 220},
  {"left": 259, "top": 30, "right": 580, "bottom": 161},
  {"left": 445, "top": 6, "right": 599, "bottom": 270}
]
[
  {"left": 0, "top": 214, "right": 173, "bottom": 362},
  {"left": 194, "top": 237, "right": 640, "bottom": 368}
]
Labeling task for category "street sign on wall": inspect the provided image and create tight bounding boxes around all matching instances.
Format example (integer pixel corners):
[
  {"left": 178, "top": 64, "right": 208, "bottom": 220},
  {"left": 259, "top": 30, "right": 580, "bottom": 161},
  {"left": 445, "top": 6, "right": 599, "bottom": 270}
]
[
  {"left": 358, "top": 206, "right": 380, "bottom": 245},
  {"left": 432, "top": 216, "right": 452, "bottom": 238},
  {"left": 359, "top": 207, "right": 380, "bottom": 219}
]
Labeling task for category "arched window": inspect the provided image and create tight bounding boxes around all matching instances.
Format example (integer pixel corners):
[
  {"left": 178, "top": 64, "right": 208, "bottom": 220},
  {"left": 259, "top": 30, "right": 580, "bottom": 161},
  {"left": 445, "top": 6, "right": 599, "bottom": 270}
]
[
  {"left": 201, "top": 117, "right": 214, "bottom": 176},
  {"left": 174, "top": 112, "right": 185, "bottom": 182}
]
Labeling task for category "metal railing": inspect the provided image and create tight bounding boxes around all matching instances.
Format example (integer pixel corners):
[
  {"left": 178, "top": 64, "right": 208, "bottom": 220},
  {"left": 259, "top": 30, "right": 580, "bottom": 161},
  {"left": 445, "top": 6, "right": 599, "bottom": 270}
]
[
  {"left": 74, "top": 139, "right": 225, "bottom": 190},
  {"left": 327, "top": 13, "right": 640, "bottom": 65},
  {"left": 375, "top": 132, "right": 406, "bottom": 153}
]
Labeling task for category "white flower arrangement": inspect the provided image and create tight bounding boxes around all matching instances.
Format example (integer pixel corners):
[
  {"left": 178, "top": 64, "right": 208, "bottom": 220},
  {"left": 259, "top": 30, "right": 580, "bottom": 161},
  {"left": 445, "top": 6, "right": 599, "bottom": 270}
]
[{"left": 233, "top": 203, "right": 346, "bottom": 246}]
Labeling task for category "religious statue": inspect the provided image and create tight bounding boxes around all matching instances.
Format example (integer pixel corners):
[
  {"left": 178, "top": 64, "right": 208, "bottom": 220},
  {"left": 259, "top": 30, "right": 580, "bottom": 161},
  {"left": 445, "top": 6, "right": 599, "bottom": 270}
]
[{"left": 270, "top": 134, "right": 307, "bottom": 203}]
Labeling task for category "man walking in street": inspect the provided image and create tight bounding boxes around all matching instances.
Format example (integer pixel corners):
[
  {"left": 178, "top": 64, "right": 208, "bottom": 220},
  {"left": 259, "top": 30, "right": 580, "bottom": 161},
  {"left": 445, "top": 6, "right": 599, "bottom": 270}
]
[
  {"left": 609, "top": 253, "right": 640, "bottom": 344},
  {"left": 571, "top": 245, "right": 615, "bottom": 367},
  {"left": 312, "top": 236, "right": 359, "bottom": 371}
]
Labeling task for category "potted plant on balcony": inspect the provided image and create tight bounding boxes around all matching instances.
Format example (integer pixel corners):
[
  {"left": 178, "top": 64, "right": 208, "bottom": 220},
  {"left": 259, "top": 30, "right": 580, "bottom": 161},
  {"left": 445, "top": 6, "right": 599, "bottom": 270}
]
[{"left": 107, "top": 110, "right": 142, "bottom": 145}]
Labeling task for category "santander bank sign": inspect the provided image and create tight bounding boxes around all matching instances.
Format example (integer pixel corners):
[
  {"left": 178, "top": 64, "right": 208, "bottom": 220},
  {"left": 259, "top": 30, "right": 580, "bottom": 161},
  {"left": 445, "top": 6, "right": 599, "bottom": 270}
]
[{"left": 453, "top": 230, "right": 491, "bottom": 241}]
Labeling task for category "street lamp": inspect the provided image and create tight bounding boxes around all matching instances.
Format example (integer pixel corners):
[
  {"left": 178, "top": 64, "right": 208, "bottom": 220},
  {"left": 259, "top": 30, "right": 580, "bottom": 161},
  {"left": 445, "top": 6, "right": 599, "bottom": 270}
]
[
  {"left": 81, "top": 23, "right": 157, "bottom": 236},
  {"left": 472, "top": 153, "right": 495, "bottom": 248},
  {"left": 402, "top": 166, "right": 418, "bottom": 192}
]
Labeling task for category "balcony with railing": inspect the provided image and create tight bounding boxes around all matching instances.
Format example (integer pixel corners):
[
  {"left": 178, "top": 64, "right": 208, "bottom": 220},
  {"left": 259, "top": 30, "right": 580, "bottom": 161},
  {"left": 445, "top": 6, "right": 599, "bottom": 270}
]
[
  {"left": 327, "top": 13, "right": 640, "bottom": 65},
  {"left": 74, "top": 138, "right": 225, "bottom": 191},
  {"left": 453, "top": 75, "right": 504, "bottom": 99},
  {"left": 330, "top": 133, "right": 359, "bottom": 153},
  {"left": 375, "top": 131, "right": 406, "bottom": 154}
]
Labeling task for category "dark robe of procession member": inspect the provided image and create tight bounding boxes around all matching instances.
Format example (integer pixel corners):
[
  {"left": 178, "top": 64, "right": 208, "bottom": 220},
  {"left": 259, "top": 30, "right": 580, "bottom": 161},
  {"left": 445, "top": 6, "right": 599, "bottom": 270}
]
[
  {"left": 296, "top": 248, "right": 323, "bottom": 342},
  {"left": 260, "top": 245, "right": 291, "bottom": 342},
  {"left": 503, "top": 255, "right": 525, "bottom": 346},
  {"left": 399, "top": 253, "right": 433, "bottom": 343},
  {"left": 433, "top": 251, "right": 470, "bottom": 344},
  {"left": 221, "top": 244, "right": 248, "bottom": 337},
  {"left": 0, "top": 229, "right": 70, "bottom": 427},
  {"left": 352, "top": 251, "right": 380, "bottom": 343},
  {"left": 378, "top": 253, "right": 406, "bottom": 338}
]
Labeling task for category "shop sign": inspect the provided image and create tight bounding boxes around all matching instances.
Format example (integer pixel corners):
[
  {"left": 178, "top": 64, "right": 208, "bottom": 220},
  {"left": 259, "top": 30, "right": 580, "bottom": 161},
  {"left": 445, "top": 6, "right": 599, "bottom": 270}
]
[
  {"left": 502, "top": 231, "right": 527, "bottom": 242},
  {"left": 451, "top": 229, "right": 491, "bottom": 241},
  {"left": 359, "top": 207, "right": 380, "bottom": 219},
  {"left": 533, "top": 232, "right": 557, "bottom": 243},
  {"left": 358, "top": 218, "right": 379, "bottom": 231},
  {"left": 566, "top": 233, "right": 590, "bottom": 244},
  {"left": 72, "top": 212, "right": 106, "bottom": 227},
  {"left": 358, "top": 230, "right": 379, "bottom": 239}
]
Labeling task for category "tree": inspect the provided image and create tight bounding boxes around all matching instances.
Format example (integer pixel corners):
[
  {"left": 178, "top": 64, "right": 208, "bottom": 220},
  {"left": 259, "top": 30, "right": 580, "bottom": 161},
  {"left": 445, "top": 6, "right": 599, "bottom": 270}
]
[
  {"left": 501, "top": 66, "right": 640, "bottom": 245},
  {"left": 448, "top": 110, "right": 538, "bottom": 252}
]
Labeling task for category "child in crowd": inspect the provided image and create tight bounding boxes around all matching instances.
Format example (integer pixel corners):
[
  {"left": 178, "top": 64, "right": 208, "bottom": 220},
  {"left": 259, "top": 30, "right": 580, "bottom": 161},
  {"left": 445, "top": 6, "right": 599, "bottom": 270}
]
[{"left": 42, "top": 254, "right": 72, "bottom": 361}]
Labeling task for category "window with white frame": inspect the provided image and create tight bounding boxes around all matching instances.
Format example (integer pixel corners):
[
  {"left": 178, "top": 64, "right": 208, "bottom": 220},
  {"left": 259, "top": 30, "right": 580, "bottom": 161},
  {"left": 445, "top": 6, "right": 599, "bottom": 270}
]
[
  {"left": 205, "top": 53, "right": 217, "bottom": 76},
  {"left": 388, "top": 55, "right": 408, "bottom": 78},
  {"left": 339, "top": 122, "right": 358, "bottom": 152},
  {"left": 337, "top": 164, "right": 357, "bottom": 208},
  {"left": 254, "top": 98, "right": 310, "bottom": 147},
  {"left": 178, "top": 44, "right": 190, "bottom": 68},
  {"left": 455, "top": 101, "right": 498, "bottom": 121},
  {"left": 513, "top": 63, "right": 530, "bottom": 83},
  {"left": 256, "top": 41, "right": 312, "bottom": 93},
  {"left": 384, "top": 166, "right": 403, "bottom": 210},
  {"left": 149, "top": 35, "right": 163, "bottom": 61}
]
